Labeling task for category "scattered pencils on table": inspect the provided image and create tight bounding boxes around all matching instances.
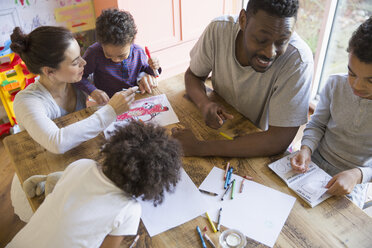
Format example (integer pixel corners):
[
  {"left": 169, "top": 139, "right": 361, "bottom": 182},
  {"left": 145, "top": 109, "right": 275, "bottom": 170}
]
[
  {"left": 240, "top": 178, "right": 245, "bottom": 193},
  {"left": 196, "top": 226, "right": 207, "bottom": 248},
  {"left": 203, "top": 233, "right": 217, "bottom": 248},
  {"left": 217, "top": 207, "right": 222, "bottom": 231},
  {"left": 219, "top": 131, "right": 233, "bottom": 140},
  {"left": 231, "top": 179, "right": 236, "bottom": 199},
  {"left": 199, "top": 189, "right": 218, "bottom": 196},
  {"left": 224, "top": 162, "right": 230, "bottom": 180},
  {"left": 129, "top": 234, "right": 140, "bottom": 248},
  {"left": 205, "top": 212, "right": 217, "bottom": 233}
]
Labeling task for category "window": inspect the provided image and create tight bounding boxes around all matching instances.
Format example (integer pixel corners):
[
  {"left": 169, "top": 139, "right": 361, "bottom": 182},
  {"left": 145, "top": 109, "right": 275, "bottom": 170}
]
[{"left": 314, "top": 0, "right": 372, "bottom": 102}]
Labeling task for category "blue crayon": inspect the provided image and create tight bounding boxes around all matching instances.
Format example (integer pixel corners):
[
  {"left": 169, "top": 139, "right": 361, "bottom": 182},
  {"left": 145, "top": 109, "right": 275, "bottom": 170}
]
[
  {"left": 224, "top": 167, "right": 233, "bottom": 189},
  {"left": 196, "top": 226, "right": 207, "bottom": 248}
]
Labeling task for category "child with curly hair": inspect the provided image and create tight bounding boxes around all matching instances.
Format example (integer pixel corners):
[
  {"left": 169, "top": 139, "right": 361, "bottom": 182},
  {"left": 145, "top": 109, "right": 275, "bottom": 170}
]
[
  {"left": 6, "top": 122, "right": 182, "bottom": 248},
  {"left": 290, "top": 17, "right": 372, "bottom": 208},
  {"left": 76, "top": 8, "right": 161, "bottom": 105}
]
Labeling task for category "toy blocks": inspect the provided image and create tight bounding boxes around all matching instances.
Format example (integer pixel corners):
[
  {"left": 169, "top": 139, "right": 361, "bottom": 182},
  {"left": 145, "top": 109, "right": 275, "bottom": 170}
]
[{"left": 0, "top": 42, "right": 37, "bottom": 135}]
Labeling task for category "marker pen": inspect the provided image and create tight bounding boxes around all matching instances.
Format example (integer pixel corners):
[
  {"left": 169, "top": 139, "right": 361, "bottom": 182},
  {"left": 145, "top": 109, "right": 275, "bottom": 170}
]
[
  {"left": 196, "top": 226, "right": 207, "bottom": 248},
  {"left": 217, "top": 207, "right": 222, "bottom": 231},
  {"left": 145, "top": 46, "right": 160, "bottom": 77}
]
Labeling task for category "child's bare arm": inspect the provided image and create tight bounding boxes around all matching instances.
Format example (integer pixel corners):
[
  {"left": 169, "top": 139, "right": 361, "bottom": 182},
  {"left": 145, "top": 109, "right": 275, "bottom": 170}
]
[{"left": 100, "top": 235, "right": 124, "bottom": 248}]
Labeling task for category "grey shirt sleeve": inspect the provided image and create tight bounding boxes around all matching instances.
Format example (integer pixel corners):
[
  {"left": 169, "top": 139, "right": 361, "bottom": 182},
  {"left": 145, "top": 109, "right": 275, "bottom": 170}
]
[
  {"left": 189, "top": 22, "right": 215, "bottom": 77},
  {"left": 359, "top": 167, "right": 372, "bottom": 183},
  {"left": 301, "top": 77, "right": 333, "bottom": 153}
]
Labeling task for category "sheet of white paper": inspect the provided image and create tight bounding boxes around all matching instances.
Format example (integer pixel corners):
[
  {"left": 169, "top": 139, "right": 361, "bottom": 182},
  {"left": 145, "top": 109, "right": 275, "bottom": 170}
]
[
  {"left": 139, "top": 168, "right": 210, "bottom": 237},
  {"left": 199, "top": 167, "right": 296, "bottom": 248},
  {"left": 104, "top": 94, "right": 179, "bottom": 139}
]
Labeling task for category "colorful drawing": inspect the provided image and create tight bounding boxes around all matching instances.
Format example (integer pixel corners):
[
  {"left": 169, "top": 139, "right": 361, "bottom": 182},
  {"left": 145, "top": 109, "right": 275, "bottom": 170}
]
[
  {"left": 104, "top": 94, "right": 179, "bottom": 139},
  {"left": 117, "top": 102, "right": 169, "bottom": 122},
  {"left": 15, "top": 0, "right": 30, "bottom": 6},
  {"left": 55, "top": 1, "right": 95, "bottom": 32}
]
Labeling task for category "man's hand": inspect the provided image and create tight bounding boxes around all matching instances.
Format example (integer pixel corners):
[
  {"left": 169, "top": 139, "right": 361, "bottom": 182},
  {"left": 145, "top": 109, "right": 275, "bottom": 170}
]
[
  {"left": 138, "top": 74, "right": 157, "bottom": 94},
  {"left": 90, "top": 89, "right": 110, "bottom": 105},
  {"left": 326, "top": 168, "right": 362, "bottom": 195},
  {"left": 171, "top": 128, "right": 202, "bottom": 156},
  {"left": 200, "top": 101, "right": 233, "bottom": 129},
  {"left": 290, "top": 146, "right": 312, "bottom": 173}
]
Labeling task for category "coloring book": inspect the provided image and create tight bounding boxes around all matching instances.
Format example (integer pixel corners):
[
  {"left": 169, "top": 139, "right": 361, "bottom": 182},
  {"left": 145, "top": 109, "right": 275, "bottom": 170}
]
[
  {"left": 104, "top": 94, "right": 179, "bottom": 139},
  {"left": 268, "top": 153, "right": 332, "bottom": 208}
]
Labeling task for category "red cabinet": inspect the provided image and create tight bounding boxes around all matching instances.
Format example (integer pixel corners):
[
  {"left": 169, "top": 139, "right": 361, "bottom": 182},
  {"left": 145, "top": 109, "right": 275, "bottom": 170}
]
[{"left": 93, "top": 0, "right": 241, "bottom": 80}]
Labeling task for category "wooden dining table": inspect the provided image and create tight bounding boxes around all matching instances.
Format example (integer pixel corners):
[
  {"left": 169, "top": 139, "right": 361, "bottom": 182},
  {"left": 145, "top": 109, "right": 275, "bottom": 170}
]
[{"left": 3, "top": 74, "right": 372, "bottom": 248}]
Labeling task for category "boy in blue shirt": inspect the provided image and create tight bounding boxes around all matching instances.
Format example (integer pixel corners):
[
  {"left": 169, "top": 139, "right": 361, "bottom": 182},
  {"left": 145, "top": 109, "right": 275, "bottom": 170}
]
[{"left": 76, "top": 8, "right": 161, "bottom": 104}]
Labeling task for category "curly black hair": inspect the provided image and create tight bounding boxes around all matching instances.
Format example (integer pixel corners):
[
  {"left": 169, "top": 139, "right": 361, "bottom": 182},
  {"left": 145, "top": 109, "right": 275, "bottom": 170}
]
[
  {"left": 96, "top": 8, "right": 137, "bottom": 46},
  {"left": 246, "top": 0, "right": 299, "bottom": 19},
  {"left": 101, "top": 121, "right": 182, "bottom": 206},
  {"left": 347, "top": 16, "right": 372, "bottom": 64}
]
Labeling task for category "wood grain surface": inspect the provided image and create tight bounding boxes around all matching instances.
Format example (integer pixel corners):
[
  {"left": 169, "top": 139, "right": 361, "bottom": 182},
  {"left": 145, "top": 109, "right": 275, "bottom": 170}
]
[{"left": 4, "top": 74, "right": 372, "bottom": 247}]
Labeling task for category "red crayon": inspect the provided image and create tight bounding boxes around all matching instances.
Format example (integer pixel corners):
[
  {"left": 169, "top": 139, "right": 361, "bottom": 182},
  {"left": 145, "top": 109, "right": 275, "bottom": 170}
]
[{"left": 145, "top": 46, "right": 159, "bottom": 77}]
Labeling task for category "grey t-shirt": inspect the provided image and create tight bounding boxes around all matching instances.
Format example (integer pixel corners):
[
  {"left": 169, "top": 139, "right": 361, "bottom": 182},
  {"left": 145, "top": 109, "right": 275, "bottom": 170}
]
[
  {"left": 302, "top": 74, "right": 372, "bottom": 183},
  {"left": 190, "top": 15, "right": 314, "bottom": 130}
]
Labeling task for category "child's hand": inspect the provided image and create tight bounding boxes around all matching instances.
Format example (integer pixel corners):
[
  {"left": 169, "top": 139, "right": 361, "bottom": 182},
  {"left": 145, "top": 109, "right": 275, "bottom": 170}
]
[
  {"left": 326, "top": 168, "right": 362, "bottom": 195},
  {"left": 290, "top": 146, "right": 312, "bottom": 173},
  {"left": 148, "top": 57, "right": 160, "bottom": 70},
  {"left": 108, "top": 86, "right": 138, "bottom": 115},
  {"left": 90, "top": 89, "right": 110, "bottom": 105},
  {"left": 200, "top": 101, "right": 233, "bottom": 129},
  {"left": 138, "top": 74, "right": 157, "bottom": 94}
]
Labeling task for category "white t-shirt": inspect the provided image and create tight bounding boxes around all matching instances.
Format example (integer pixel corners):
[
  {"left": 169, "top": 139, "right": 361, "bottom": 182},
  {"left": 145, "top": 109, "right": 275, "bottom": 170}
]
[
  {"left": 190, "top": 15, "right": 314, "bottom": 130},
  {"left": 7, "top": 159, "right": 141, "bottom": 248}
]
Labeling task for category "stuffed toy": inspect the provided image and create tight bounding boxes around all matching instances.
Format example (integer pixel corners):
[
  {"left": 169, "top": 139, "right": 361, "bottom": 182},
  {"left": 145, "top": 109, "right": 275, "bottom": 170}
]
[{"left": 22, "top": 171, "right": 63, "bottom": 198}]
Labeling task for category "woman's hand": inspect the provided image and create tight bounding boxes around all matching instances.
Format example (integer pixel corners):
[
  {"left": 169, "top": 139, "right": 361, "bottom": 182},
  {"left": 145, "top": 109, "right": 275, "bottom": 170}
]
[{"left": 108, "top": 86, "right": 138, "bottom": 115}]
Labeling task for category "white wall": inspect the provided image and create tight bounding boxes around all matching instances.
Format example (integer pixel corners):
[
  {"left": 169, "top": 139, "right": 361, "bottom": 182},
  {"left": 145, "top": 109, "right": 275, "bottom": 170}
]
[{"left": 0, "top": 0, "right": 90, "bottom": 46}]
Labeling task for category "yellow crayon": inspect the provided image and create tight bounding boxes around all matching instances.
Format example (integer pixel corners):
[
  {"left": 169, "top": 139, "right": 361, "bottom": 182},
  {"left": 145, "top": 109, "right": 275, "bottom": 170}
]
[
  {"left": 205, "top": 211, "right": 217, "bottom": 233},
  {"left": 219, "top": 132, "right": 233, "bottom": 140}
]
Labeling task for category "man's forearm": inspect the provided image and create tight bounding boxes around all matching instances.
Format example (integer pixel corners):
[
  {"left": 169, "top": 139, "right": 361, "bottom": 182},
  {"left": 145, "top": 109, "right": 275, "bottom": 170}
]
[
  {"left": 197, "top": 126, "right": 299, "bottom": 157},
  {"left": 184, "top": 67, "right": 210, "bottom": 109}
]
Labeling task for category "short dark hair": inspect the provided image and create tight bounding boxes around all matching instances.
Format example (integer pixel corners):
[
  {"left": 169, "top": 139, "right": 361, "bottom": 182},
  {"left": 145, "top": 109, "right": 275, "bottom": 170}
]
[
  {"left": 101, "top": 121, "right": 182, "bottom": 206},
  {"left": 246, "top": 0, "right": 299, "bottom": 19},
  {"left": 347, "top": 16, "right": 372, "bottom": 63},
  {"left": 96, "top": 8, "right": 137, "bottom": 46},
  {"left": 10, "top": 26, "right": 74, "bottom": 74}
]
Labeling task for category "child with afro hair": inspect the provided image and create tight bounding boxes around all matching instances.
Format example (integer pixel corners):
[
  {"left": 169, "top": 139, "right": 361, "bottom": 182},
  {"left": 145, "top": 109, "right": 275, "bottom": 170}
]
[{"left": 7, "top": 122, "right": 182, "bottom": 248}]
